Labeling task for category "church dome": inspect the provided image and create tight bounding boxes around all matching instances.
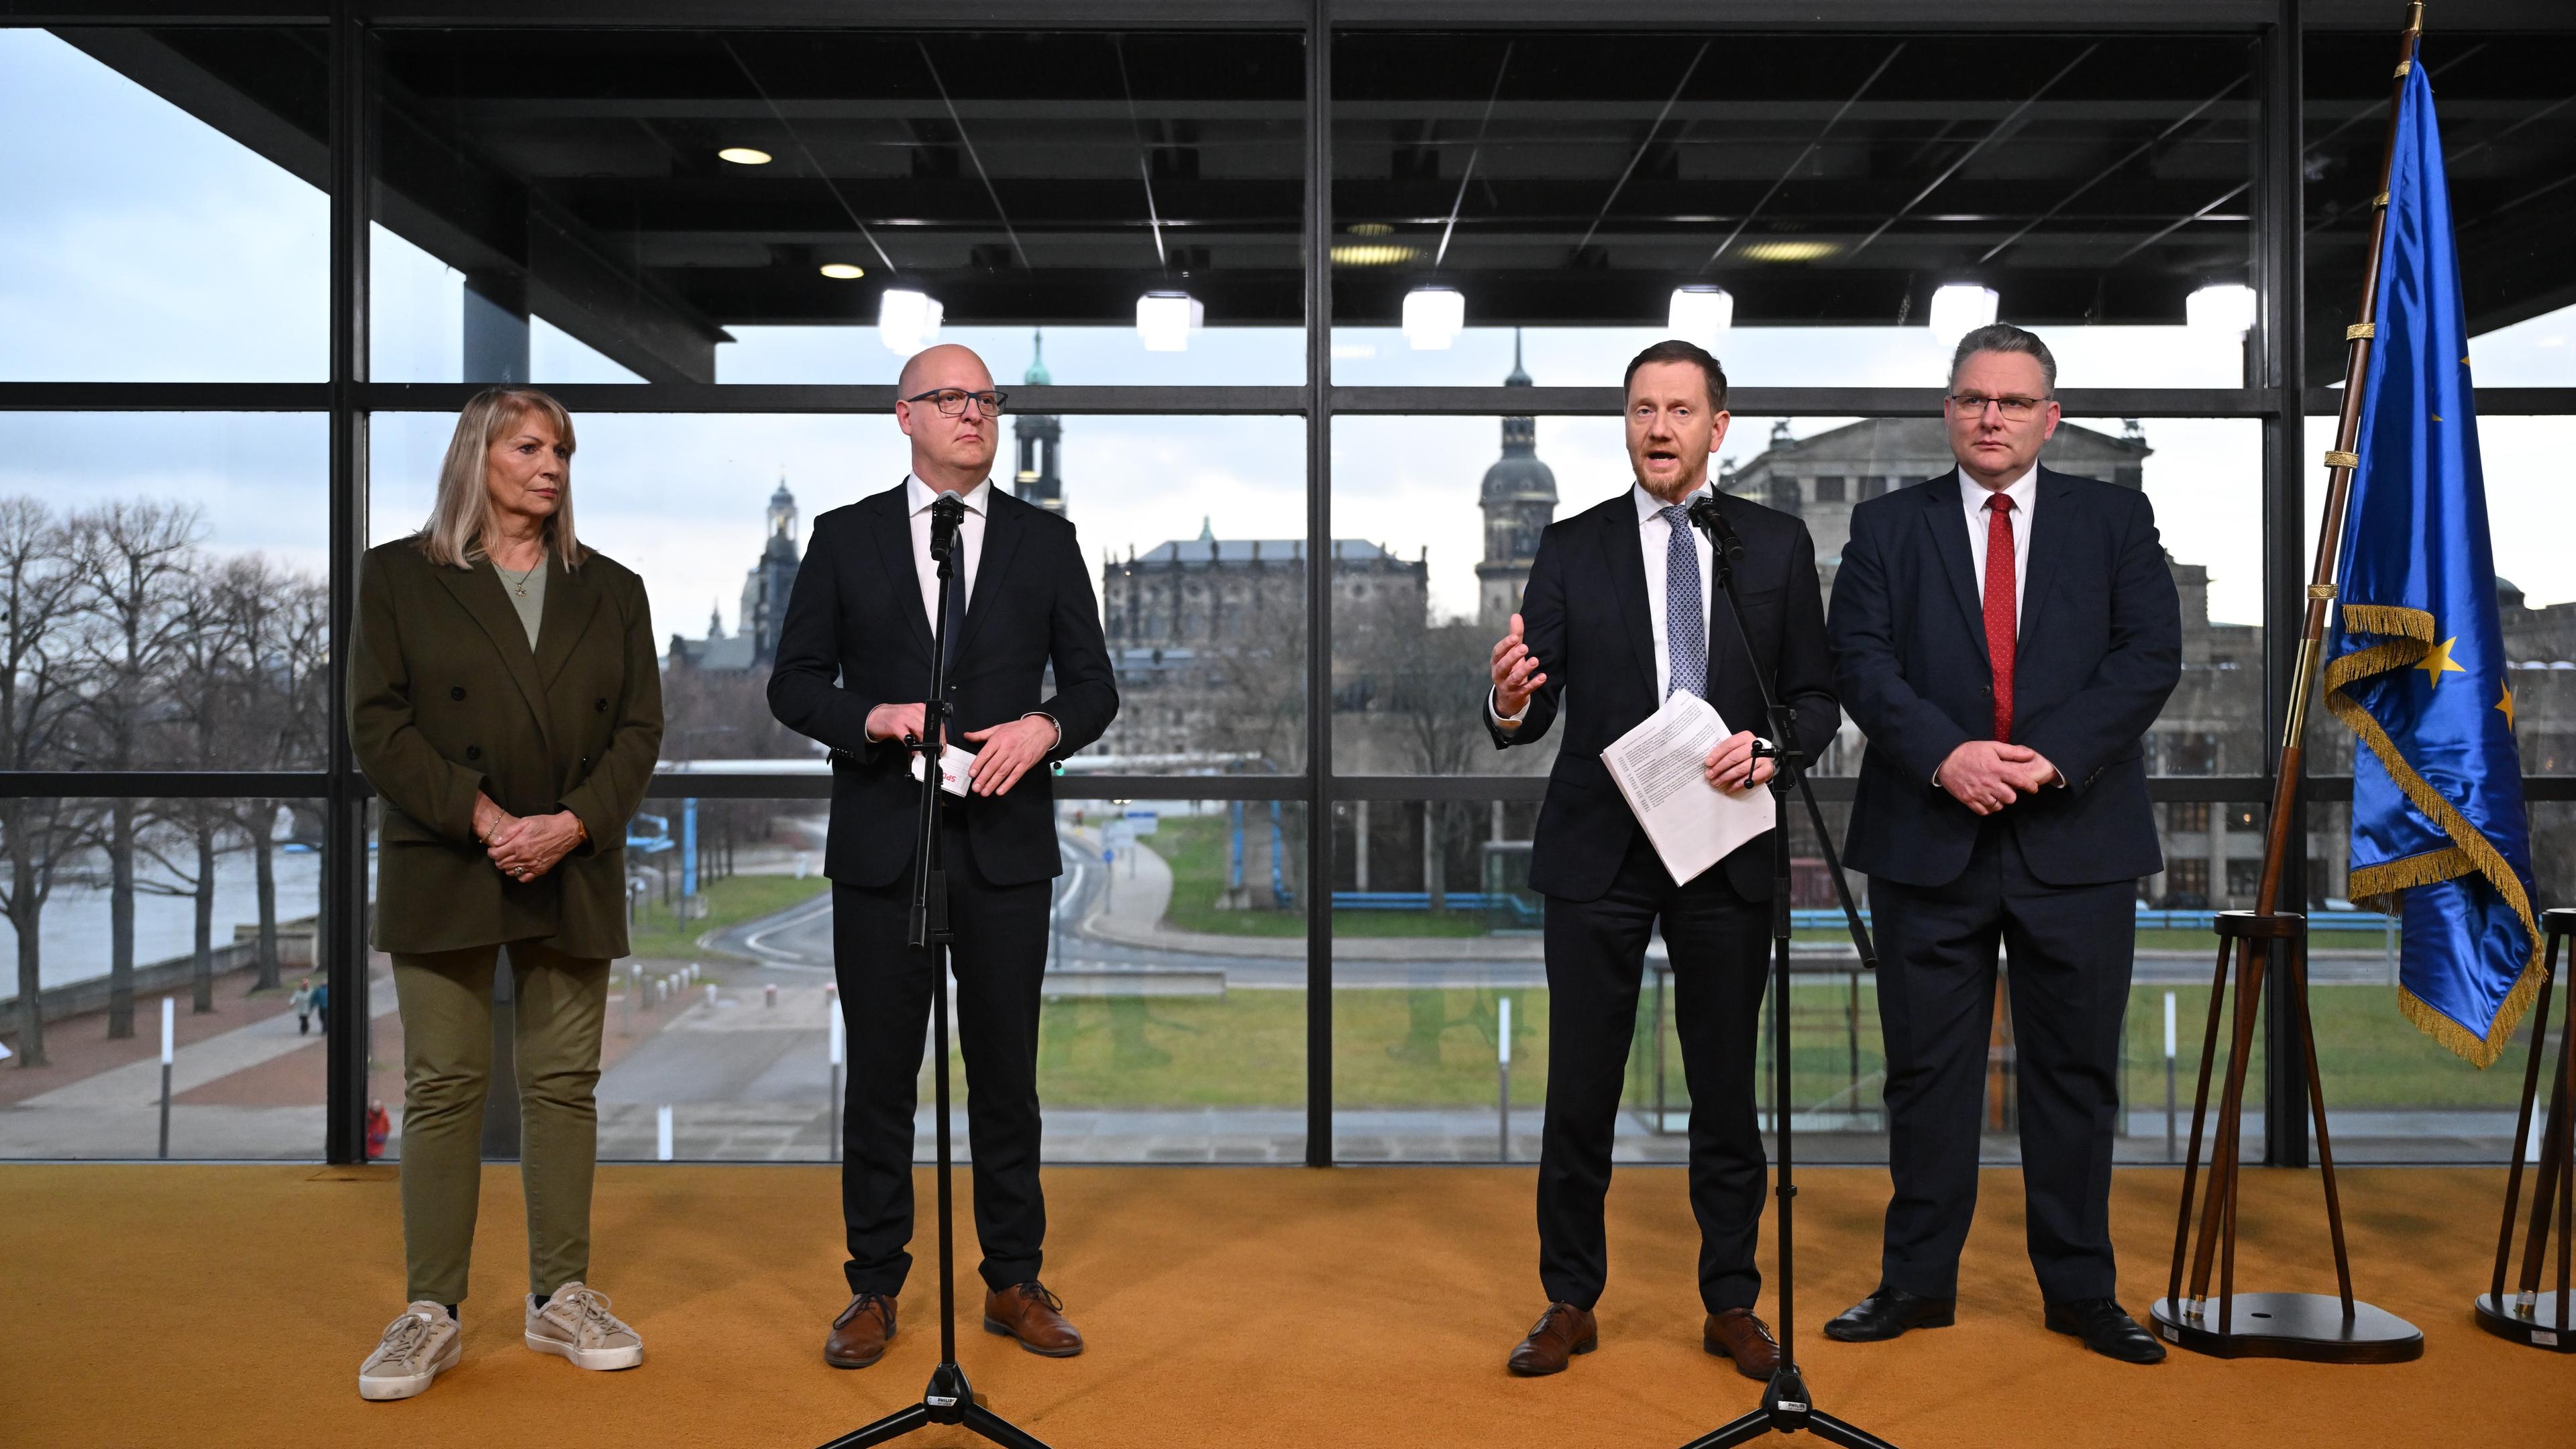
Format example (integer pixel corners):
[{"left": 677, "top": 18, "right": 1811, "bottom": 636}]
[{"left": 1482, "top": 453, "right": 1557, "bottom": 502}]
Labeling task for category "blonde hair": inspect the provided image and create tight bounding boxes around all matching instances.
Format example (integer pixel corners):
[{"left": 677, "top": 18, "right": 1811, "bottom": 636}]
[{"left": 416, "top": 386, "right": 587, "bottom": 571}]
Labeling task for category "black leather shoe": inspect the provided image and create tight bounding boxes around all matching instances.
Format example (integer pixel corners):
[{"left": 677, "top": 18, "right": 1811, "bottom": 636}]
[
  {"left": 1822, "top": 1285, "right": 1957, "bottom": 1342},
  {"left": 2044, "top": 1298, "right": 2167, "bottom": 1364}
]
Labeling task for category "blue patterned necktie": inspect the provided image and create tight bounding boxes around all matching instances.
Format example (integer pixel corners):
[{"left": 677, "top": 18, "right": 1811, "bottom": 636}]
[{"left": 1659, "top": 504, "right": 1706, "bottom": 700}]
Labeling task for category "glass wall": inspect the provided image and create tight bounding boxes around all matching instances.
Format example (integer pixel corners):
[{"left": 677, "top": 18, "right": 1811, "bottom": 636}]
[
  {"left": 0, "top": 796, "right": 327, "bottom": 1160},
  {"left": 6, "top": 7, "right": 2571, "bottom": 1164}
]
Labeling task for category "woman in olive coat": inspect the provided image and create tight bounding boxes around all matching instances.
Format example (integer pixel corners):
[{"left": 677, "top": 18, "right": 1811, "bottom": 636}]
[{"left": 346, "top": 386, "right": 663, "bottom": 1402}]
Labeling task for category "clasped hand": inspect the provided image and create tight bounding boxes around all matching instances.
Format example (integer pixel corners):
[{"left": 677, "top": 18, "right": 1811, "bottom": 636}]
[
  {"left": 865, "top": 702, "right": 1055, "bottom": 798},
  {"left": 474, "top": 793, "right": 581, "bottom": 883},
  {"left": 1939, "top": 740, "right": 2060, "bottom": 816},
  {"left": 1703, "top": 731, "right": 1774, "bottom": 796}
]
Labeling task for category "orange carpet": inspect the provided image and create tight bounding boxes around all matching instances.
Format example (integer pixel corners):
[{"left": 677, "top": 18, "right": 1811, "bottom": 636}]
[{"left": 6, "top": 1163, "right": 2567, "bottom": 1448}]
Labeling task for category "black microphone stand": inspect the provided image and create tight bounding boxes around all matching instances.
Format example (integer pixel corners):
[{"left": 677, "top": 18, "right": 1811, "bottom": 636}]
[
  {"left": 818, "top": 494, "right": 1052, "bottom": 1449},
  {"left": 1676, "top": 496, "right": 1900, "bottom": 1449}
]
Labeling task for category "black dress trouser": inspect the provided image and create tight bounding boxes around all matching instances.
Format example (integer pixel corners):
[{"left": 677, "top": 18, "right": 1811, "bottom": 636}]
[
  {"left": 1540, "top": 829, "right": 1771, "bottom": 1315},
  {"left": 1868, "top": 819, "right": 2135, "bottom": 1303},
  {"left": 834, "top": 810, "right": 1053, "bottom": 1297}
]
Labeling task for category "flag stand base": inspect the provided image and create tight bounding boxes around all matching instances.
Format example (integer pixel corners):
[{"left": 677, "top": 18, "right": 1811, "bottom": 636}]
[
  {"left": 2150, "top": 1292, "right": 2422, "bottom": 1364},
  {"left": 2157, "top": 910, "right": 2422, "bottom": 1366},
  {"left": 2473, "top": 908, "right": 2576, "bottom": 1355}
]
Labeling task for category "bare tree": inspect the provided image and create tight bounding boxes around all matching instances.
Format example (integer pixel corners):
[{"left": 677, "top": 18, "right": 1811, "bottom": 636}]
[
  {"left": 218, "top": 557, "right": 330, "bottom": 991},
  {"left": 138, "top": 564, "right": 252, "bottom": 1014},
  {"left": 68, "top": 500, "right": 205, "bottom": 1039},
  {"left": 0, "top": 499, "right": 90, "bottom": 1068}
]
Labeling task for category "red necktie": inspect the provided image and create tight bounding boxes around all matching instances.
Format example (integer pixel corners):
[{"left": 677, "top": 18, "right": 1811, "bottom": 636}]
[{"left": 1983, "top": 492, "right": 2017, "bottom": 741}]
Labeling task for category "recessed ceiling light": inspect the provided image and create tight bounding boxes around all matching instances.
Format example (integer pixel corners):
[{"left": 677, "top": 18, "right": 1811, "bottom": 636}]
[
  {"left": 1331, "top": 243, "right": 1420, "bottom": 267},
  {"left": 717, "top": 146, "right": 773, "bottom": 166},
  {"left": 1347, "top": 222, "right": 1395, "bottom": 237},
  {"left": 1736, "top": 239, "right": 1839, "bottom": 264},
  {"left": 818, "top": 263, "right": 865, "bottom": 280}
]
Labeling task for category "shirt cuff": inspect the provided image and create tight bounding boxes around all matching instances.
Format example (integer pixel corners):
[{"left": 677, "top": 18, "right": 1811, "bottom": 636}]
[{"left": 1488, "top": 687, "right": 1528, "bottom": 729}]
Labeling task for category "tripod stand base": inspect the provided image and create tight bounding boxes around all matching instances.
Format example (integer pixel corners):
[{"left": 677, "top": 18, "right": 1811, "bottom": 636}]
[
  {"left": 816, "top": 1362, "right": 1054, "bottom": 1449},
  {"left": 2474, "top": 1292, "right": 2576, "bottom": 1352},
  {"left": 1675, "top": 1366, "right": 1906, "bottom": 1449},
  {"left": 2149, "top": 1293, "right": 2422, "bottom": 1363}
]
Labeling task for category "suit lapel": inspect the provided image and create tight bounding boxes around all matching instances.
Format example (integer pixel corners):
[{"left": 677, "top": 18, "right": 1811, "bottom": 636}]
[
  {"left": 869, "top": 486, "right": 936, "bottom": 664},
  {"left": 1921, "top": 471, "right": 1990, "bottom": 666},
  {"left": 429, "top": 561, "right": 555, "bottom": 749},
  {"left": 2015, "top": 467, "right": 2076, "bottom": 658},
  {"left": 1598, "top": 496, "right": 1658, "bottom": 696},
  {"left": 533, "top": 551, "right": 601, "bottom": 690},
  {"left": 951, "top": 490, "right": 1024, "bottom": 666}
]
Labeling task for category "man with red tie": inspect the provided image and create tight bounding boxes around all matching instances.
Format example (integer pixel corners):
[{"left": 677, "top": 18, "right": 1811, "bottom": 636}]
[{"left": 1822, "top": 325, "right": 2180, "bottom": 1364}]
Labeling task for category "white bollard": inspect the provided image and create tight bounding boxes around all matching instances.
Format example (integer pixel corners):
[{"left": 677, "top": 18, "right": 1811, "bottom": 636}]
[
  {"left": 828, "top": 990, "right": 845, "bottom": 1163},
  {"left": 705, "top": 982, "right": 719, "bottom": 1008},
  {"left": 657, "top": 1104, "right": 674, "bottom": 1161},
  {"left": 158, "top": 998, "right": 176, "bottom": 1160},
  {"left": 2163, "top": 990, "right": 2180, "bottom": 1160},
  {"left": 765, "top": 983, "right": 778, "bottom": 1010}
]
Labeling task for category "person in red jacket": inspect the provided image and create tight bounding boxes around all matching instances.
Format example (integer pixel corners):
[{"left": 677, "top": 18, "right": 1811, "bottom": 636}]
[{"left": 366, "top": 1099, "right": 392, "bottom": 1161}]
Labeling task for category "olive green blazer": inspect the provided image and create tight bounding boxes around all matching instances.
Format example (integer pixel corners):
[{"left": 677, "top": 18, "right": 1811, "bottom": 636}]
[{"left": 348, "top": 538, "right": 664, "bottom": 957}]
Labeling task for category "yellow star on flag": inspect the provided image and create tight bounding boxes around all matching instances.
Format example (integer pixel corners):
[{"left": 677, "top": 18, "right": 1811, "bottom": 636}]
[
  {"left": 2415, "top": 635, "right": 2467, "bottom": 688},
  {"left": 2498, "top": 684, "right": 2517, "bottom": 731}
]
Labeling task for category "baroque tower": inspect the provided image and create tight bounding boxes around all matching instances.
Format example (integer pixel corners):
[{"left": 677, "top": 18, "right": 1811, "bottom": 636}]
[
  {"left": 1013, "top": 328, "right": 1065, "bottom": 514},
  {"left": 1477, "top": 329, "right": 1558, "bottom": 629}
]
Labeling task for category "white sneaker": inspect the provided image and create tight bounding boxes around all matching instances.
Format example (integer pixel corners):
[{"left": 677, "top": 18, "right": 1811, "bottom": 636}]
[
  {"left": 525, "top": 1282, "right": 644, "bottom": 1371},
  {"left": 358, "top": 1302, "right": 461, "bottom": 1401}
]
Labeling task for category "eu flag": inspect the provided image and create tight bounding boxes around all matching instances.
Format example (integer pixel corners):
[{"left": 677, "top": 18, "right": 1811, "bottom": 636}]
[{"left": 2325, "top": 59, "right": 2541, "bottom": 1069}]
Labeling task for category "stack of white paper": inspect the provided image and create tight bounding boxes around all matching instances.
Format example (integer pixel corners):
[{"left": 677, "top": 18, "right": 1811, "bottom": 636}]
[{"left": 1599, "top": 692, "right": 1774, "bottom": 883}]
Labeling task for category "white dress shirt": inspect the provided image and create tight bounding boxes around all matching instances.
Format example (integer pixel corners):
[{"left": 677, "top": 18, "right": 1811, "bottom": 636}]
[
  {"left": 1959, "top": 463, "right": 2037, "bottom": 633},
  {"left": 1493, "top": 481, "right": 1717, "bottom": 726},
  {"left": 1941, "top": 461, "right": 2061, "bottom": 788},
  {"left": 870, "top": 474, "right": 1057, "bottom": 749},
  {"left": 905, "top": 472, "right": 989, "bottom": 627}
]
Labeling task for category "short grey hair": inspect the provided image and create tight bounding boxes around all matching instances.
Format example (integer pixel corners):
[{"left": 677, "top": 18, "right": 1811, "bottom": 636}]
[{"left": 1948, "top": 323, "right": 2057, "bottom": 394}]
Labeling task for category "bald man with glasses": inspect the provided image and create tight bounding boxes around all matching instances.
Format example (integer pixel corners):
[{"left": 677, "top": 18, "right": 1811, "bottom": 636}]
[{"left": 769, "top": 343, "right": 1118, "bottom": 1371}]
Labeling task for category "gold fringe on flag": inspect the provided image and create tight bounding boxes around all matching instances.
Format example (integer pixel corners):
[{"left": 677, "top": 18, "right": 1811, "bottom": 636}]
[{"left": 2324, "top": 601, "right": 2546, "bottom": 1069}]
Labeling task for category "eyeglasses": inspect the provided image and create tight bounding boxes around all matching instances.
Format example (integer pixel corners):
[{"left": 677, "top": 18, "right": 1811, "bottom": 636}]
[
  {"left": 903, "top": 388, "right": 1008, "bottom": 418},
  {"left": 1947, "top": 392, "right": 2050, "bottom": 419}
]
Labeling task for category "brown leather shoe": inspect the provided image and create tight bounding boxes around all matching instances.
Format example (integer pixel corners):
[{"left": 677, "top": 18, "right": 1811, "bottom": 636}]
[
  {"left": 1507, "top": 1302, "right": 1598, "bottom": 1376},
  {"left": 824, "top": 1292, "right": 896, "bottom": 1369},
  {"left": 982, "top": 1281, "right": 1083, "bottom": 1357},
  {"left": 1703, "top": 1307, "right": 1781, "bottom": 1381}
]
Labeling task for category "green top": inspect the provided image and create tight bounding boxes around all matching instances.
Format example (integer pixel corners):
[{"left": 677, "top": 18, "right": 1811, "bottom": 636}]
[{"left": 492, "top": 555, "right": 546, "bottom": 649}]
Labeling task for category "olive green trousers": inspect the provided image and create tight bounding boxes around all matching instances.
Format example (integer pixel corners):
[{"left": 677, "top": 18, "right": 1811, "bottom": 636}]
[{"left": 390, "top": 941, "right": 609, "bottom": 1305}]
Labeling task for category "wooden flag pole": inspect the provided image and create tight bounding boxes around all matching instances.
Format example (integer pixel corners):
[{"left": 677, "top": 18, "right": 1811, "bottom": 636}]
[{"left": 2151, "top": 0, "right": 2428, "bottom": 1364}]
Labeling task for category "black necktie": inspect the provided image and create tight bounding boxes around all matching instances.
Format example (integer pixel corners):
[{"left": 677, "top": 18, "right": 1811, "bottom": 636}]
[{"left": 941, "top": 527, "right": 969, "bottom": 680}]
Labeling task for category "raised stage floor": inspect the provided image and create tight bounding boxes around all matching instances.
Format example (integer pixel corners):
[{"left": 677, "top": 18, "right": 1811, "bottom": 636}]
[{"left": 11, "top": 1163, "right": 2569, "bottom": 1448}]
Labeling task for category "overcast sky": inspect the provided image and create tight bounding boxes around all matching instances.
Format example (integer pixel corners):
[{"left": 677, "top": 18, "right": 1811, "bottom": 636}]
[{"left": 5, "top": 28, "right": 2572, "bottom": 645}]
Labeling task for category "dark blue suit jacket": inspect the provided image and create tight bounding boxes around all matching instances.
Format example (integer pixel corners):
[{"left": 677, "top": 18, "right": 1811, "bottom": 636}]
[
  {"left": 767, "top": 483, "right": 1118, "bottom": 890},
  {"left": 1489, "top": 488, "right": 1839, "bottom": 904},
  {"left": 1829, "top": 466, "right": 2181, "bottom": 890}
]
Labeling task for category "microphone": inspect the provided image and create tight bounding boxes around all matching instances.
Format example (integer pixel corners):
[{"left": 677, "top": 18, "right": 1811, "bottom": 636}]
[
  {"left": 928, "top": 492, "right": 966, "bottom": 563},
  {"left": 1685, "top": 493, "right": 1743, "bottom": 561}
]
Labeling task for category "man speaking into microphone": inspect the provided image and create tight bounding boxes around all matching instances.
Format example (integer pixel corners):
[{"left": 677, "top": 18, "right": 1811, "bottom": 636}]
[
  {"left": 768, "top": 343, "right": 1117, "bottom": 1370},
  {"left": 1486, "top": 340, "right": 1837, "bottom": 1381}
]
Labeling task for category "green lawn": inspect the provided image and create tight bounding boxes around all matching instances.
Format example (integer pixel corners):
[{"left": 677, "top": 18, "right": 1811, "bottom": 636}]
[
  {"left": 965, "top": 979, "right": 2531, "bottom": 1116},
  {"left": 622, "top": 871, "right": 830, "bottom": 962},
  {"left": 1150, "top": 815, "right": 1487, "bottom": 938}
]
